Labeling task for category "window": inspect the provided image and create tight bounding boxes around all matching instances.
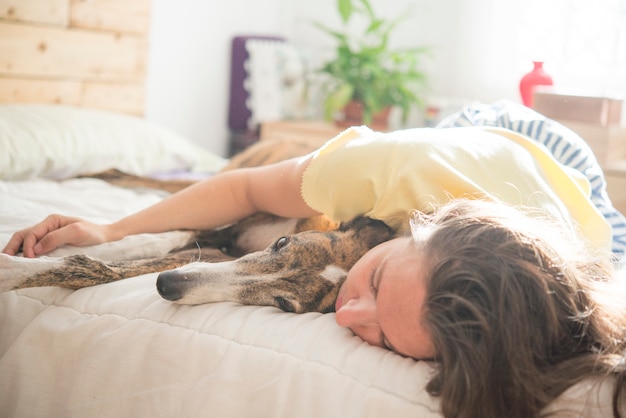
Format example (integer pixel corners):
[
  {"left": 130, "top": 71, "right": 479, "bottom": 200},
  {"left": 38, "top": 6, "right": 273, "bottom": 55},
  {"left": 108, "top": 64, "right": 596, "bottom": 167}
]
[{"left": 517, "top": 0, "right": 626, "bottom": 93}]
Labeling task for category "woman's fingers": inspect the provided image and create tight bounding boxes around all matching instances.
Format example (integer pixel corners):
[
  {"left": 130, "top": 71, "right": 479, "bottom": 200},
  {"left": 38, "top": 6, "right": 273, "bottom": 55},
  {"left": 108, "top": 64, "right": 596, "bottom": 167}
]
[
  {"left": 2, "top": 232, "right": 27, "bottom": 256},
  {"left": 2, "top": 214, "right": 83, "bottom": 257}
]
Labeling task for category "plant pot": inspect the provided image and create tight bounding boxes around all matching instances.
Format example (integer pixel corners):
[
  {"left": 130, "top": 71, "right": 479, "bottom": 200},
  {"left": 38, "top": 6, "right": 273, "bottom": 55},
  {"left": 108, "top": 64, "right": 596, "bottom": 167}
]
[{"left": 335, "top": 100, "right": 391, "bottom": 131}]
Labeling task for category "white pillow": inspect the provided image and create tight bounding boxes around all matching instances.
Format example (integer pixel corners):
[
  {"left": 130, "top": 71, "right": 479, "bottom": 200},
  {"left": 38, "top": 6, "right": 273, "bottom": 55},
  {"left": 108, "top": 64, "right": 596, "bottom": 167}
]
[{"left": 0, "top": 104, "right": 227, "bottom": 180}]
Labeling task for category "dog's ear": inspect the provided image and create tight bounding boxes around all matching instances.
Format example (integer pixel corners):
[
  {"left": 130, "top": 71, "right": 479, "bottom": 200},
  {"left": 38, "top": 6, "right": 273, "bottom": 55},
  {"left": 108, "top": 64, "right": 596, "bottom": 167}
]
[{"left": 339, "top": 217, "right": 394, "bottom": 249}]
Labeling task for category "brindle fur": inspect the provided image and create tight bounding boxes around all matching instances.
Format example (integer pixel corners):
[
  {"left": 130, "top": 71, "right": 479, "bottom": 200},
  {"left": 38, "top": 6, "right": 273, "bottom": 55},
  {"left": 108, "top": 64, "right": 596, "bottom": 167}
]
[
  {"left": 156, "top": 217, "right": 393, "bottom": 313},
  {"left": 18, "top": 248, "right": 232, "bottom": 290},
  {"left": 5, "top": 217, "right": 392, "bottom": 313},
  {"left": 1, "top": 138, "right": 396, "bottom": 313}
]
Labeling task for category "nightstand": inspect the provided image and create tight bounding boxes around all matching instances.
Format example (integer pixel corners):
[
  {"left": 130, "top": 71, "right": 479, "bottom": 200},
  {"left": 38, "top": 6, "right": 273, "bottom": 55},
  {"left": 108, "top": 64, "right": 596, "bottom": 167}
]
[{"left": 259, "top": 120, "right": 343, "bottom": 148}]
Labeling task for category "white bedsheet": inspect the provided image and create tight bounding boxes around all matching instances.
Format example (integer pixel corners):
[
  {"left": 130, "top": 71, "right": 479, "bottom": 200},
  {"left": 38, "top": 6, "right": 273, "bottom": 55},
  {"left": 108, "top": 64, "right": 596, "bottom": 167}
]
[
  {"left": 0, "top": 178, "right": 441, "bottom": 418},
  {"left": 0, "top": 179, "right": 619, "bottom": 418}
]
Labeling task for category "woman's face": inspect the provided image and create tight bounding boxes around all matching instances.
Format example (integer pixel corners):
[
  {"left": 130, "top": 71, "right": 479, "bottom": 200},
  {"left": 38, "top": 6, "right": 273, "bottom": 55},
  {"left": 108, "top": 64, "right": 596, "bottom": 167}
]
[{"left": 335, "top": 237, "right": 435, "bottom": 360}]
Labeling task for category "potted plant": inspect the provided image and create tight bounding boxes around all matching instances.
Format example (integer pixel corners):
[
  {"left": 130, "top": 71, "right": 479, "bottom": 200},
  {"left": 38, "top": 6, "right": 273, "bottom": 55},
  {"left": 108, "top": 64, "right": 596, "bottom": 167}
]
[{"left": 313, "top": 0, "right": 429, "bottom": 129}]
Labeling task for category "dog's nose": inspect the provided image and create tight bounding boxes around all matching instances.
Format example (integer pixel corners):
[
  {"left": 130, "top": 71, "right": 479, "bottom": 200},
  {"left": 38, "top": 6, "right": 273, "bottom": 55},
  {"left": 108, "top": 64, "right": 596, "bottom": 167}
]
[{"left": 156, "top": 270, "right": 183, "bottom": 301}]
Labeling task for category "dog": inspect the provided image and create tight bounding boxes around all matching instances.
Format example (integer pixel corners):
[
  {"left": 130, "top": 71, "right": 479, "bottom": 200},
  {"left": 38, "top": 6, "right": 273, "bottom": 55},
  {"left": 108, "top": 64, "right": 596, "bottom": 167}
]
[
  {"left": 0, "top": 137, "right": 395, "bottom": 313},
  {"left": 0, "top": 216, "right": 392, "bottom": 313}
]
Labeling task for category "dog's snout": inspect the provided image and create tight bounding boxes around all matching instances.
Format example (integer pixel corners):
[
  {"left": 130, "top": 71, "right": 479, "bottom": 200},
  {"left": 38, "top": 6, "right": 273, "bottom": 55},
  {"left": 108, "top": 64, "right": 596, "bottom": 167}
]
[{"left": 156, "top": 270, "right": 184, "bottom": 301}]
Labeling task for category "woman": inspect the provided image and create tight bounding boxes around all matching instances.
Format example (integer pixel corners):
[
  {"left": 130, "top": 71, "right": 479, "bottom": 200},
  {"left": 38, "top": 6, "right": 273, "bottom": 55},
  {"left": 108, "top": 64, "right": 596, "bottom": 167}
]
[
  {"left": 411, "top": 199, "right": 626, "bottom": 417},
  {"left": 3, "top": 106, "right": 625, "bottom": 415}
]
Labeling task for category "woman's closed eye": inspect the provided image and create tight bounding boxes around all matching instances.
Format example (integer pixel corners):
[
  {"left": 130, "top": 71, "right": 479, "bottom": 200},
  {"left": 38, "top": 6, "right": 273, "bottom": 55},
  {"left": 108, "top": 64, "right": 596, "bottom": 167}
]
[
  {"left": 368, "top": 266, "right": 394, "bottom": 352},
  {"left": 368, "top": 267, "right": 378, "bottom": 295}
]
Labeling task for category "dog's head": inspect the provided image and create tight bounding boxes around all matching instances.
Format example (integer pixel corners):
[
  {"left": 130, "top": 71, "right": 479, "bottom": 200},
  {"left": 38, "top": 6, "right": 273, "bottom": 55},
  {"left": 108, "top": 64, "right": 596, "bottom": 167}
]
[{"left": 156, "top": 217, "right": 394, "bottom": 313}]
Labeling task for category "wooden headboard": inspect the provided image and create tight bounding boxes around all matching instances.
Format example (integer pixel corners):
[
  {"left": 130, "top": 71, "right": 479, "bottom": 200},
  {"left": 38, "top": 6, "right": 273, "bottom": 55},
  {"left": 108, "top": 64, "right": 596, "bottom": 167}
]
[{"left": 0, "top": 0, "right": 150, "bottom": 115}]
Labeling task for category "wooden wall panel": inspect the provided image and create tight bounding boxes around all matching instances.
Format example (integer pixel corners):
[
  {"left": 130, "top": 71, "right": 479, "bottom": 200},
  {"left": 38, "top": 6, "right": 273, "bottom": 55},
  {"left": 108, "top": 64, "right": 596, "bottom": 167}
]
[
  {"left": 0, "top": 0, "right": 149, "bottom": 115},
  {"left": 0, "top": 77, "right": 81, "bottom": 105},
  {"left": 0, "top": 22, "right": 147, "bottom": 81},
  {"left": 70, "top": 0, "right": 150, "bottom": 35},
  {"left": 0, "top": 0, "right": 69, "bottom": 26},
  {"left": 0, "top": 78, "right": 144, "bottom": 115},
  {"left": 82, "top": 81, "right": 145, "bottom": 115}
]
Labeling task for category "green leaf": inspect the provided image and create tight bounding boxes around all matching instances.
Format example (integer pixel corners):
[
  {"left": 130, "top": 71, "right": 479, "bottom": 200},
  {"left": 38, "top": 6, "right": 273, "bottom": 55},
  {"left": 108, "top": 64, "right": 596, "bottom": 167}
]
[
  {"left": 359, "top": 0, "right": 375, "bottom": 20},
  {"left": 313, "top": 0, "right": 430, "bottom": 126},
  {"left": 366, "top": 19, "right": 383, "bottom": 34},
  {"left": 338, "top": 0, "right": 353, "bottom": 23},
  {"left": 324, "top": 83, "right": 354, "bottom": 121},
  {"left": 311, "top": 21, "right": 348, "bottom": 44}
]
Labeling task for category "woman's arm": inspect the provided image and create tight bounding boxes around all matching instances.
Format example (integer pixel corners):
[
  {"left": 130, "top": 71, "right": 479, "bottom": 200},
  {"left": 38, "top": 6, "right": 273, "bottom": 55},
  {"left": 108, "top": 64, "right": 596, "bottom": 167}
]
[
  {"left": 111, "top": 154, "right": 319, "bottom": 236},
  {"left": 3, "top": 154, "right": 320, "bottom": 257}
]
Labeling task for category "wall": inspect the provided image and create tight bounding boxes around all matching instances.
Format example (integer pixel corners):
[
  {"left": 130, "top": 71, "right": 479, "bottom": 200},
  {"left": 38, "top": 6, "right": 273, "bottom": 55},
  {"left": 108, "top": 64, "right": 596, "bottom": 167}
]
[
  {"left": 145, "top": 0, "right": 522, "bottom": 156},
  {"left": 287, "top": 0, "right": 626, "bottom": 114},
  {"left": 285, "top": 0, "right": 562, "bottom": 118},
  {"left": 144, "top": 0, "right": 289, "bottom": 157},
  {"left": 144, "top": 0, "right": 625, "bottom": 157},
  {"left": 286, "top": 0, "right": 484, "bottom": 124},
  {"left": 0, "top": 0, "right": 150, "bottom": 115}
]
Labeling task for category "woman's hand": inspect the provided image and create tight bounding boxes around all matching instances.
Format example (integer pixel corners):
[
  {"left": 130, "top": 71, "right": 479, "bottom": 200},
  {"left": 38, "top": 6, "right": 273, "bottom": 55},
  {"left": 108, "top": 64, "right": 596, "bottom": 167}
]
[
  {"left": 2, "top": 214, "right": 113, "bottom": 257},
  {"left": 2, "top": 156, "right": 317, "bottom": 258}
]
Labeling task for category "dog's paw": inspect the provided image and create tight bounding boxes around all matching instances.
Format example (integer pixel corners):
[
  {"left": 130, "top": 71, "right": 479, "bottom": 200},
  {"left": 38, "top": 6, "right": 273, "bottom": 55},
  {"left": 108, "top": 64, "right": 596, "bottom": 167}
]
[{"left": 0, "top": 254, "right": 64, "bottom": 292}]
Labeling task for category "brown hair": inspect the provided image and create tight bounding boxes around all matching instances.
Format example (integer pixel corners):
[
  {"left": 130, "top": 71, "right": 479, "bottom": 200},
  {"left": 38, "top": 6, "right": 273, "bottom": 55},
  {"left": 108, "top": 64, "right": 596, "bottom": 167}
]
[{"left": 411, "top": 199, "right": 626, "bottom": 418}]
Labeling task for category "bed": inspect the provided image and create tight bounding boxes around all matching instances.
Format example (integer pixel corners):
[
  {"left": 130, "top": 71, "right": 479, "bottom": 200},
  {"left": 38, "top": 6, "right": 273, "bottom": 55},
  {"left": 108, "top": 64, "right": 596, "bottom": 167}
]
[
  {"left": 0, "top": 2, "right": 619, "bottom": 417},
  {"left": 0, "top": 103, "right": 443, "bottom": 417},
  {"left": 0, "top": 108, "right": 619, "bottom": 418}
]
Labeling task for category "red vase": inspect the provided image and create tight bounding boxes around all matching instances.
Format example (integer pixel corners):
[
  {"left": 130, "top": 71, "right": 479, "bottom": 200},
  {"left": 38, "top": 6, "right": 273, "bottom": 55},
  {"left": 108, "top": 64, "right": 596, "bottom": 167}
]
[{"left": 519, "top": 61, "right": 553, "bottom": 107}]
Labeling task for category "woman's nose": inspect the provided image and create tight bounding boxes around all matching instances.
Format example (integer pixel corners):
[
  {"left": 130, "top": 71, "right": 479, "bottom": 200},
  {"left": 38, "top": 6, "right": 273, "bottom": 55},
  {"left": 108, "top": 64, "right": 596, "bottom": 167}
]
[
  {"left": 335, "top": 298, "right": 382, "bottom": 347},
  {"left": 335, "top": 297, "right": 376, "bottom": 328}
]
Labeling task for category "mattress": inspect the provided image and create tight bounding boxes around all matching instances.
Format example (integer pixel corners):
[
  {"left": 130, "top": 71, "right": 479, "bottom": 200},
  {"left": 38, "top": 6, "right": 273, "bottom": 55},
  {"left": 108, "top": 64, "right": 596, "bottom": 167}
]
[
  {"left": 0, "top": 104, "right": 618, "bottom": 417},
  {"left": 0, "top": 178, "right": 441, "bottom": 418}
]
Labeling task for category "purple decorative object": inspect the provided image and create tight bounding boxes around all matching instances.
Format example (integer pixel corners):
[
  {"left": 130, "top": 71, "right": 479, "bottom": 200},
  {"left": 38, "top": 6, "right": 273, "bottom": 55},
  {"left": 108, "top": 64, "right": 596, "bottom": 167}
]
[{"left": 228, "top": 35, "right": 285, "bottom": 131}]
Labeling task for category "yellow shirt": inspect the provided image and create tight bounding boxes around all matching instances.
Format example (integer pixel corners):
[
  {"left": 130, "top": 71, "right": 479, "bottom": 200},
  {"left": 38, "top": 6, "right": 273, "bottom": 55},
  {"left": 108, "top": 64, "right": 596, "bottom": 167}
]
[{"left": 301, "top": 126, "right": 611, "bottom": 251}]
